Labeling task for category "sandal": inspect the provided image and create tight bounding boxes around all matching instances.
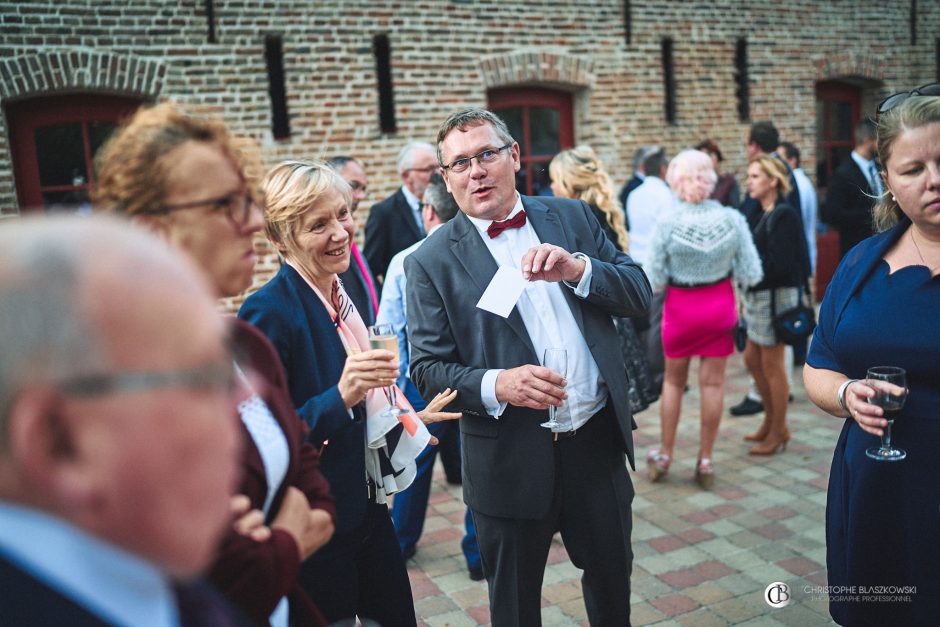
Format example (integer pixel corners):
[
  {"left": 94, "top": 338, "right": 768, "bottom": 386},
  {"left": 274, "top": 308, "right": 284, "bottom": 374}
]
[
  {"left": 646, "top": 449, "right": 671, "bottom": 482},
  {"left": 694, "top": 458, "right": 714, "bottom": 490}
]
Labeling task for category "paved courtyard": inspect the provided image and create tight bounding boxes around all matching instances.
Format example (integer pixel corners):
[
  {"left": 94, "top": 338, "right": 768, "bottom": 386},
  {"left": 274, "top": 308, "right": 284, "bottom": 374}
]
[{"left": 403, "top": 354, "right": 842, "bottom": 626}]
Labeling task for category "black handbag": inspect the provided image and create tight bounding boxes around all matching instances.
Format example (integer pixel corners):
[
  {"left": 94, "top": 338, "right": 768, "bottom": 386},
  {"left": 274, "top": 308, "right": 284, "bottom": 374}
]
[
  {"left": 733, "top": 318, "right": 748, "bottom": 352},
  {"left": 770, "top": 283, "right": 816, "bottom": 346}
]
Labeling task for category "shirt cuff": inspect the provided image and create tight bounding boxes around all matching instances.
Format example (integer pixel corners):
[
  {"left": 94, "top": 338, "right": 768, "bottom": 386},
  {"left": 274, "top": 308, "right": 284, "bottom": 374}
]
[
  {"left": 481, "top": 369, "right": 507, "bottom": 418},
  {"left": 563, "top": 253, "right": 592, "bottom": 298}
]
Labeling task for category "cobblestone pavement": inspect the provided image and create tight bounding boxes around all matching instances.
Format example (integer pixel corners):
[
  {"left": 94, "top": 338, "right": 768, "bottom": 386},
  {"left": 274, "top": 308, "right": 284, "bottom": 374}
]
[{"left": 403, "top": 354, "right": 841, "bottom": 626}]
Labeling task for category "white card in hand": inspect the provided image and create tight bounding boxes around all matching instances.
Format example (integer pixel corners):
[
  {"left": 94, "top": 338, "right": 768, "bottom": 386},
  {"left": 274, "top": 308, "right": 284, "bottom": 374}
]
[{"left": 476, "top": 265, "right": 527, "bottom": 318}]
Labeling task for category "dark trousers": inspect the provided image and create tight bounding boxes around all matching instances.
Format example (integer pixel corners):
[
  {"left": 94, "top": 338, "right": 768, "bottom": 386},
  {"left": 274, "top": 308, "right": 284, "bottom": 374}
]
[
  {"left": 298, "top": 501, "right": 416, "bottom": 627},
  {"left": 472, "top": 410, "right": 634, "bottom": 627},
  {"left": 392, "top": 420, "right": 480, "bottom": 568}
]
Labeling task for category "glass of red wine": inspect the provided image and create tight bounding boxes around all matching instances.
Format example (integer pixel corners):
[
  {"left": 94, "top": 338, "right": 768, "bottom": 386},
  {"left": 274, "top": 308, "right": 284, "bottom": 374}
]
[{"left": 864, "top": 366, "right": 908, "bottom": 462}]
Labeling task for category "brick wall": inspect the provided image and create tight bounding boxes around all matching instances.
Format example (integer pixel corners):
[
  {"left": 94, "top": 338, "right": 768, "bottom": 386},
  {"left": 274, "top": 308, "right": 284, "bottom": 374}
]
[{"left": 2, "top": 0, "right": 938, "bottom": 309}]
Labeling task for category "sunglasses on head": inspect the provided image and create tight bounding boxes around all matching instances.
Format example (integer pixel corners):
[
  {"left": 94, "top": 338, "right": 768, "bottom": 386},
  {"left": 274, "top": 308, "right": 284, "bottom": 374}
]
[{"left": 877, "top": 83, "right": 940, "bottom": 116}]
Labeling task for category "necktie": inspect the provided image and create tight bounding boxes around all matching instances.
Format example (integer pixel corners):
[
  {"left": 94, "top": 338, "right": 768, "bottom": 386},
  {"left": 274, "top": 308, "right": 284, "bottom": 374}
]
[
  {"left": 413, "top": 203, "right": 426, "bottom": 236},
  {"left": 869, "top": 163, "right": 882, "bottom": 196},
  {"left": 350, "top": 243, "right": 378, "bottom": 315},
  {"left": 487, "top": 210, "right": 527, "bottom": 238}
]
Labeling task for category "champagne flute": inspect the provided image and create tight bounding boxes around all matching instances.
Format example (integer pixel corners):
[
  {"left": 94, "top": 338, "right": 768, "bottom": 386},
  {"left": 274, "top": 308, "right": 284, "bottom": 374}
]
[
  {"left": 864, "top": 366, "right": 908, "bottom": 462},
  {"left": 540, "top": 348, "right": 568, "bottom": 430},
  {"left": 368, "top": 323, "right": 405, "bottom": 418}
]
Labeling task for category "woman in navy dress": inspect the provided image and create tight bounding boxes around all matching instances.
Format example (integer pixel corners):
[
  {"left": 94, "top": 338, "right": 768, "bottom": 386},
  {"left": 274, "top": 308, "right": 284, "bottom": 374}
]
[{"left": 803, "top": 90, "right": 940, "bottom": 624}]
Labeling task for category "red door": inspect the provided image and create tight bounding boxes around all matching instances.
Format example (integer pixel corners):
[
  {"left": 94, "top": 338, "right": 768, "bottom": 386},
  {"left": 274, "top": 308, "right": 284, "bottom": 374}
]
[
  {"left": 488, "top": 88, "right": 574, "bottom": 196},
  {"left": 814, "top": 81, "right": 861, "bottom": 300},
  {"left": 6, "top": 94, "right": 143, "bottom": 211}
]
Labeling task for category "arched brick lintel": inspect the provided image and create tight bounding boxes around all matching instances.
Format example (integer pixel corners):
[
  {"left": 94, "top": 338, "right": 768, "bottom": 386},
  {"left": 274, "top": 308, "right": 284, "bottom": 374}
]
[
  {"left": 480, "top": 51, "right": 595, "bottom": 91},
  {"left": 813, "top": 51, "right": 885, "bottom": 83},
  {"left": 0, "top": 48, "right": 166, "bottom": 102}
]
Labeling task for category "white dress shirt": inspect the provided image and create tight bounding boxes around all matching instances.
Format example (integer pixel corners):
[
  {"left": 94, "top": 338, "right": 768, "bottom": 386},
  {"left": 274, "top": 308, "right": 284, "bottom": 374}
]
[
  {"left": 792, "top": 167, "right": 818, "bottom": 273},
  {"left": 377, "top": 224, "right": 443, "bottom": 389},
  {"left": 0, "top": 501, "right": 178, "bottom": 627},
  {"left": 626, "top": 176, "right": 676, "bottom": 266},
  {"left": 465, "top": 194, "right": 608, "bottom": 431}
]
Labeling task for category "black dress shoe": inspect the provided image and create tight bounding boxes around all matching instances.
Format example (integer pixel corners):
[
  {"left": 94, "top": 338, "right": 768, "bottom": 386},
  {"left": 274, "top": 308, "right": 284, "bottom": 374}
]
[
  {"left": 402, "top": 545, "right": 416, "bottom": 560},
  {"left": 468, "top": 565, "right": 485, "bottom": 581},
  {"left": 730, "top": 397, "right": 763, "bottom": 416}
]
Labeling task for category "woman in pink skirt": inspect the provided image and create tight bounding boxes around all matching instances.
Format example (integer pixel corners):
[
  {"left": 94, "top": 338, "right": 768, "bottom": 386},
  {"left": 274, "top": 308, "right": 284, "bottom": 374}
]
[{"left": 644, "top": 150, "right": 763, "bottom": 488}]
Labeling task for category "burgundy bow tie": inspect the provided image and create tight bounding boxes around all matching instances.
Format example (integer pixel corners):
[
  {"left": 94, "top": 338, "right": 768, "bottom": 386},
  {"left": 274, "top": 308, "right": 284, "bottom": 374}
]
[{"left": 487, "top": 210, "right": 527, "bottom": 238}]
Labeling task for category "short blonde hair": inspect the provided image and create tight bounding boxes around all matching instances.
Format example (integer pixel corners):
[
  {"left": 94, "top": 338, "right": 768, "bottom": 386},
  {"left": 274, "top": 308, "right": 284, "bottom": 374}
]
[
  {"left": 666, "top": 150, "right": 717, "bottom": 204},
  {"left": 261, "top": 161, "right": 352, "bottom": 256},
  {"left": 748, "top": 155, "right": 792, "bottom": 197}
]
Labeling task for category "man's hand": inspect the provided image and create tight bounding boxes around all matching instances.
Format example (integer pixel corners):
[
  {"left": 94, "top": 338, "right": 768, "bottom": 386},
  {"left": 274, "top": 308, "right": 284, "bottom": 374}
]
[
  {"left": 495, "top": 365, "right": 567, "bottom": 410},
  {"left": 304, "top": 509, "right": 335, "bottom": 556},
  {"left": 521, "top": 244, "right": 586, "bottom": 283},
  {"left": 230, "top": 494, "right": 270, "bottom": 542},
  {"left": 271, "top": 486, "right": 315, "bottom": 559}
]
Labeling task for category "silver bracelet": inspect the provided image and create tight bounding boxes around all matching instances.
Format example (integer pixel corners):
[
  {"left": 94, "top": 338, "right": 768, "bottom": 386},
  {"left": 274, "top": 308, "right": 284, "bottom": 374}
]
[{"left": 837, "top": 378, "right": 860, "bottom": 413}]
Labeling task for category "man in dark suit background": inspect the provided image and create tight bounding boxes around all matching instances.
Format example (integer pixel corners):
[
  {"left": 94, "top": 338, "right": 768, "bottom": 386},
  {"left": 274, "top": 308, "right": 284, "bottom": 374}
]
[
  {"left": 363, "top": 141, "right": 438, "bottom": 285},
  {"left": 0, "top": 216, "right": 242, "bottom": 626},
  {"left": 617, "top": 144, "right": 660, "bottom": 226},
  {"left": 823, "top": 119, "right": 880, "bottom": 258},
  {"left": 405, "top": 108, "right": 651, "bottom": 626}
]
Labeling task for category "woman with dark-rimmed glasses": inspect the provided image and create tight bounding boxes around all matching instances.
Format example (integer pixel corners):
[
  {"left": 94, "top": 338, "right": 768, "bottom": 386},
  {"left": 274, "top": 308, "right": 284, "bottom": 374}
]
[
  {"left": 94, "top": 102, "right": 336, "bottom": 627},
  {"left": 803, "top": 86, "right": 940, "bottom": 625}
]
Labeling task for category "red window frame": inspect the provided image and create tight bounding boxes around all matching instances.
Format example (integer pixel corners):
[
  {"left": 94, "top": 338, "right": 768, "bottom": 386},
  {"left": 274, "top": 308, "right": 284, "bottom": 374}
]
[
  {"left": 6, "top": 94, "right": 143, "bottom": 211},
  {"left": 488, "top": 87, "right": 574, "bottom": 196},
  {"left": 814, "top": 81, "right": 861, "bottom": 302},
  {"left": 815, "top": 81, "right": 861, "bottom": 196}
]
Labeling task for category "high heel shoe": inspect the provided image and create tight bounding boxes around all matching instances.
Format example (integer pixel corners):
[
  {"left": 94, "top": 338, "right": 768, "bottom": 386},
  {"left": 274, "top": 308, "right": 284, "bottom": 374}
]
[
  {"left": 694, "top": 458, "right": 714, "bottom": 490},
  {"left": 743, "top": 419, "right": 770, "bottom": 442},
  {"left": 748, "top": 432, "right": 789, "bottom": 455},
  {"left": 646, "top": 449, "right": 671, "bottom": 482},
  {"left": 745, "top": 424, "right": 791, "bottom": 443}
]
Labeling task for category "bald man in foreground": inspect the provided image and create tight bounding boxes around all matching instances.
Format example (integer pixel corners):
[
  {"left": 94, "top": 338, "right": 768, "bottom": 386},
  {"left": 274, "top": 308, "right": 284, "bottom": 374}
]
[{"left": 0, "top": 216, "right": 244, "bottom": 626}]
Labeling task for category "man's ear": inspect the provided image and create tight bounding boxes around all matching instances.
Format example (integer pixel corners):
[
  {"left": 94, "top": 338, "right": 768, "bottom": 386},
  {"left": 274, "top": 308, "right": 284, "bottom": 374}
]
[{"left": 7, "top": 389, "right": 95, "bottom": 508}]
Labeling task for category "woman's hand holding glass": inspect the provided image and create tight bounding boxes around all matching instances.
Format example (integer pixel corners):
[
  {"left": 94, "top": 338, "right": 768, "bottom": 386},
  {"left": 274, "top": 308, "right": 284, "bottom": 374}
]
[
  {"left": 842, "top": 369, "right": 909, "bottom": 439},
  {"left": 336, "top": 348, "right": 399, "bottom": 409},
  {"left": 367, "top": 324, "right": 406, "bottom": 417}
]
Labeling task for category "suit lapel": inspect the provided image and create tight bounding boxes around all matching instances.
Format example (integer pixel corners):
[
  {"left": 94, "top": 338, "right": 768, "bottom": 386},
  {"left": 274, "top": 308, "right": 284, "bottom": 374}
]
[
  {"left": 449, "top": 212, "right": 536, "bottom": 357},
  {"left": 850, "top": 160, "right": 874, "bottom": 195},
  {"left": 395, "top": 189, "right": 423, "bottom": 240}
]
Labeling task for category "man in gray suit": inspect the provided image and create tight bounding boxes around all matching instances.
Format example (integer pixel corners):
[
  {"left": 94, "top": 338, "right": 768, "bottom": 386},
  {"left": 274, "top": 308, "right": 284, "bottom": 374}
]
[{"left": 405, "top": 108, "right": 651, "bottom": 626}]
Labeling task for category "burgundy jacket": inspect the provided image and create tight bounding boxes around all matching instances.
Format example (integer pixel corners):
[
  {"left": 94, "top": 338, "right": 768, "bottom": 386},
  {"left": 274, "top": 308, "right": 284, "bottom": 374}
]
[{"left": 208, "top": 319, "right": 336, "bottom": 626}]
